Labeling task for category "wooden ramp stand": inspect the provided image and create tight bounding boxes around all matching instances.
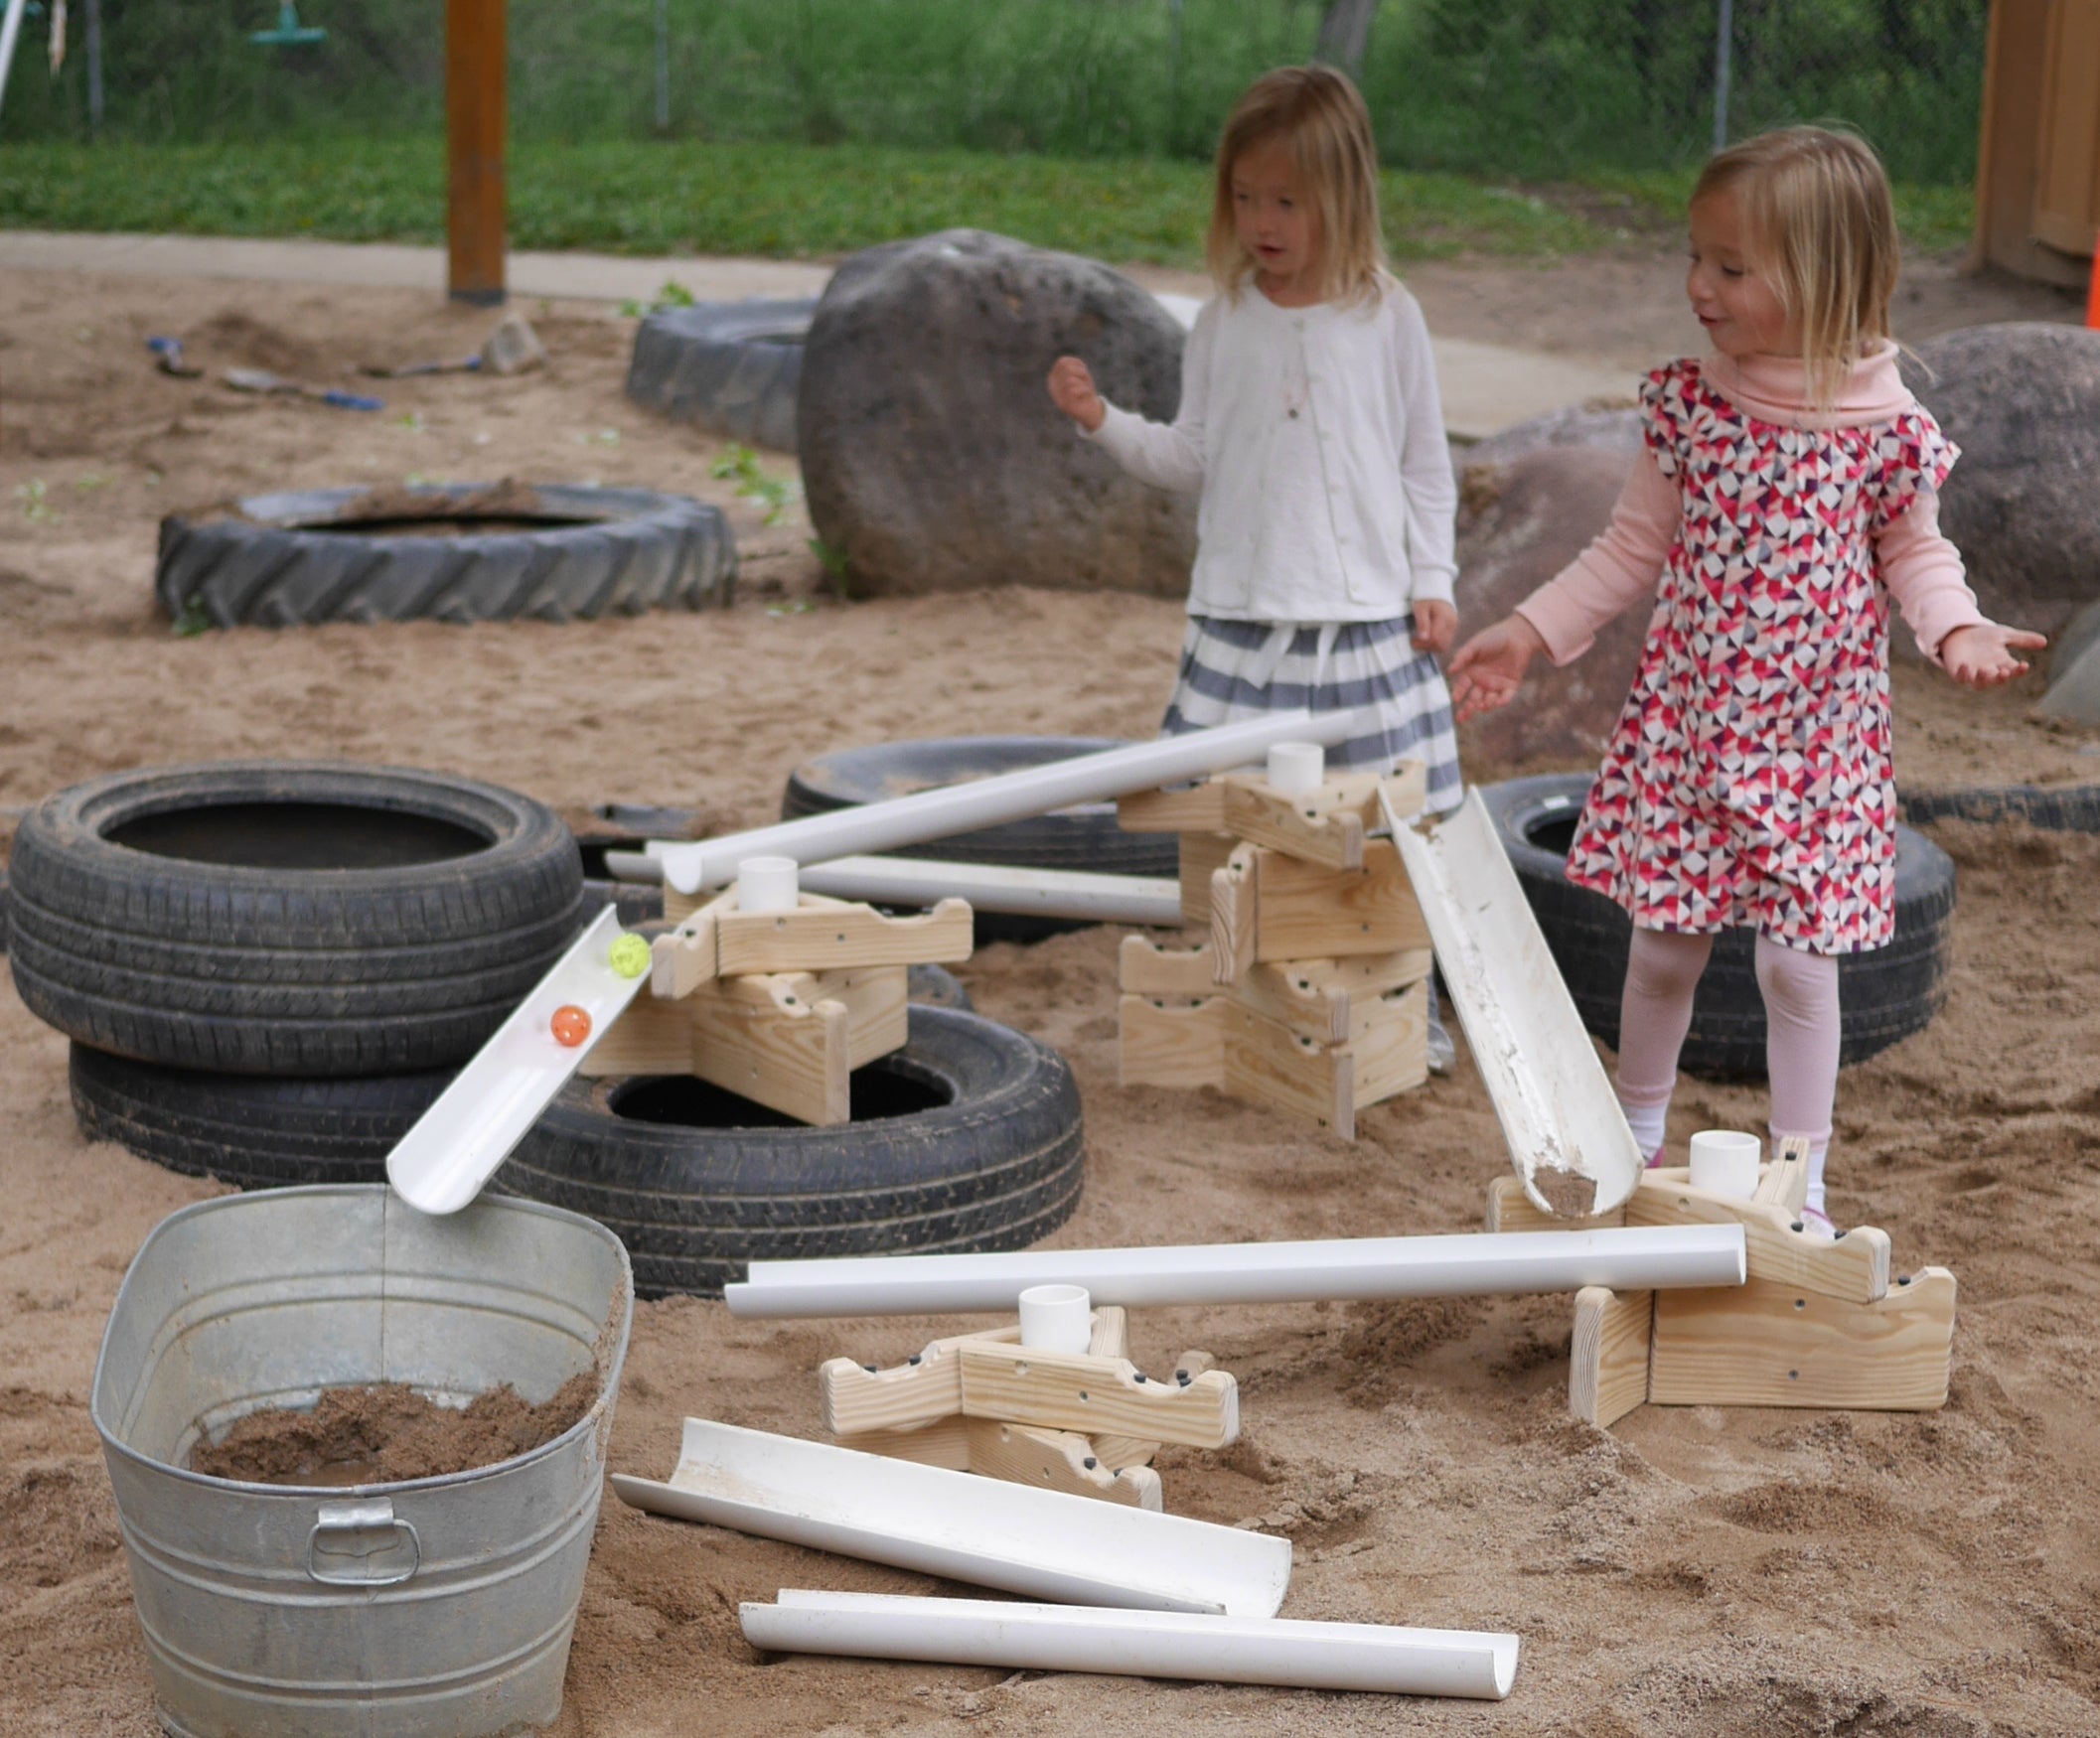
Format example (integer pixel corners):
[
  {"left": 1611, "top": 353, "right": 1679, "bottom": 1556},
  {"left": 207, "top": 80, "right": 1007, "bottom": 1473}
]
[
  {"left": 1486, "top": 1139, "right": 1956, "bottom": 1427},
  {"left": 1115, "top": 764, "right": 1433, "bottom": 1138},
  {"left": 578, "top": 882, "right": 975, "bottom": 1127},
  {"left": 819, "top": 1307, "right": 1235, "bottom": 1512}
]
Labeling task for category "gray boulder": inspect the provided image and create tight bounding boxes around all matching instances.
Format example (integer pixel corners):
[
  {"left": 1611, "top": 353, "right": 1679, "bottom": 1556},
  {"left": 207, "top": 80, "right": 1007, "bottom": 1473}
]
[
  {"left": 1459, "top": 402, "right": 1643, "bottom": 474},
  {"left": 799, "top": 229, "right": 1195, "bottom": 598},
  {"left": 1900, "top": 323, "right": 2100, "bottom": 643},
  {"left": 2037, "top": 598, "right": 2100, "bottom": 724},
  {"left": 1455, "top": 440, "right": 1646, "bottom": 770}
]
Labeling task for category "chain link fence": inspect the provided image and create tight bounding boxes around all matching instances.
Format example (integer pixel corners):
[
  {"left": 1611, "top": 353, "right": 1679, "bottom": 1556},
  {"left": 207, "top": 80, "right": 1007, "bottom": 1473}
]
[{"left": 6, "top": 0, "right": 1985, "bottom": 190}]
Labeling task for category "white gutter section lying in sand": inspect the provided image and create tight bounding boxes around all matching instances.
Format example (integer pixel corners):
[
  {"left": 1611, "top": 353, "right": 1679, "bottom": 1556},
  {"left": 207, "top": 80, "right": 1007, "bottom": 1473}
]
[
  {"left": 723, "top": 1225, "right": 1746, "bottom": 1318},
  {"left": 610, "top": 1419, "right": 1293, "bottom": 1618},
  {"left": 647, "top": 707, "right": 1379, "bottom": 894},
  {"left": 742, "top": 1592, "right": 1521, "bottom": 1700}
]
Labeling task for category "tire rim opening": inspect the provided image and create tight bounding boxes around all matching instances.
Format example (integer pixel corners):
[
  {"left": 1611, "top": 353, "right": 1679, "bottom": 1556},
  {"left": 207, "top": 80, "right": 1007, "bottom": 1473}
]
[
  {"left": 1524, "top": 811, "right": 1579, "bottom": 857},
  {"left": 109, "top": 801, "right": 492, "bottom": 870},
  {"left": 288, "top": 514, "right": 601, "bottom": 539},
  {"left": 608, "top": 1056, "right": 956, "bottom": 1130}
]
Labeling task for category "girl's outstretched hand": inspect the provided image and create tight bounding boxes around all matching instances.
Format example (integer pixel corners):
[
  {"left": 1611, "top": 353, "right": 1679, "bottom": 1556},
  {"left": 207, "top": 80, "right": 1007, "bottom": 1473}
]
[
  {"left": 1412, "top": 599, "right": 1457, "bottom": 655},
  {"left": 1446, "top": 614, "right": 1547, "bottom": 722},
  {"left": 1940, "top": 622, "right": 2047, "bottom": 688},
  {"left": 1047, "top": 356, "right": 1106, "bottom": 432}
]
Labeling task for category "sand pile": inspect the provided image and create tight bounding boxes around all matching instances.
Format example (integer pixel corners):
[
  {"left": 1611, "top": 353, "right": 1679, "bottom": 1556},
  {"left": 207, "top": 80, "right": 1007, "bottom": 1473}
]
[
  {"left": 3, "top": 266, "right": 2098, "bottom": 1735},
  {"left": 187, "top": 1376, "right": 600, "bottom": 1487}
]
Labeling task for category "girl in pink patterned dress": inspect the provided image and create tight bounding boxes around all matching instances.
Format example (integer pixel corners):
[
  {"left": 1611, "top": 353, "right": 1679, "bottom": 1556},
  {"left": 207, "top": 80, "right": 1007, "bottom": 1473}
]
[{"left": 1447, "top": 127, "right": 2044, "bottom": 1236}]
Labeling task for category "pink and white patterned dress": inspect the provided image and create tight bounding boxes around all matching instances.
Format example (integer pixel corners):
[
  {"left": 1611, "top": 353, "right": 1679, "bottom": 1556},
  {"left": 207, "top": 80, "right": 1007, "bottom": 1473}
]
[{"left": 1564, "top": 359, "right": 1955, "bottom": 955}]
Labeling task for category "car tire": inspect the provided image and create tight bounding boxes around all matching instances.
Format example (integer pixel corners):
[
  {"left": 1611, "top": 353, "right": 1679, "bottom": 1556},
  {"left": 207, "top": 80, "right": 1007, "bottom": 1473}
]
[
  {"left": 625, "top": 297, "right": 817, "bottom": 452},
  {"left": 69, "top": 1043, "right": 453, "bottom": 1189},
  {"left": 1899, "top": 783, "right": 2100, "bottom": 833},
  {"left": 1481, "top": 774, "right": 1957, "bottom": 1080},
  {"left": 156, "top": 483, "right": 736, "bottom": 628},
  {"left": 8, "top": 761, "right": 586, "bottom": 1076},
  {"left": 494, "top": 1005, "right": 1082, "bottom": 1298}
]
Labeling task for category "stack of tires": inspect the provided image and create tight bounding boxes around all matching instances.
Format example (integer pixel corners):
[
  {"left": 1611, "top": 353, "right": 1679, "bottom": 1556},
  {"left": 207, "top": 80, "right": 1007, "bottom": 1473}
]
[
  {"left": 8, "top": 763, "right": 588, "bottom": 1190},
  {"left": 9, "top": 761, "right": 1087, "bottom": 1298}
]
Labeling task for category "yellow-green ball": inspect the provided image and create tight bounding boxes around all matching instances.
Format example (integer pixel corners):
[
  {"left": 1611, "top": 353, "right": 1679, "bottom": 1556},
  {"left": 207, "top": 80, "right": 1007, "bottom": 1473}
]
[{"left": 608, "top": 932, "right": 652, "bottom": 979}]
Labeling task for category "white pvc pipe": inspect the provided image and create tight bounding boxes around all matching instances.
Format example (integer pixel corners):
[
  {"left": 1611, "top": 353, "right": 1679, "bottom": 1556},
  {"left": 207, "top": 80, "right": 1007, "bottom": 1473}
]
[
  {"left": 605, "top": 850, "right": 1184, "bottom": 927},
  {"left": 611, "top": 1418, "right": 1292, "bottom": 1618},
  {"left": 735, "top": 855, "right": 799, "bottom": 913},
  {"left": 725, "top": 1225, "right": 1745, "bottom": 1318},
  {"left": 1689, "top": 1129, "right": 1760, "bottom": 1200},
  {"left": 1267, "top": 741, "right": 1324, "bottom": 794},
  {"left": 650, "top": 707, "right": 1382, "bottom": 894},
  {"left": 1018, "top": 1283, "right": 1092, "bottom": 1355},
  {"left": 743, "top": 1592, "right": 1520, "bottom": 1699},
  {"left": 804, "top": 857, "right": 1179, "bottom": 924}
]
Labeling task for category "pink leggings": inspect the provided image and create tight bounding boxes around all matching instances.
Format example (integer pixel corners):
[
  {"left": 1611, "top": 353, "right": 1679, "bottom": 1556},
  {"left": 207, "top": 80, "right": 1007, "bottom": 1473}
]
[{"left": 1613, "top": 928, "right": 1839, "bottom": 1150}]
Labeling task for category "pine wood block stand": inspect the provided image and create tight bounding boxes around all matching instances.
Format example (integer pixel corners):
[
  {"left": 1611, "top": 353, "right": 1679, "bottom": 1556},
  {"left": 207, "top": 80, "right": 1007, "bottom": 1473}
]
[
  {"left": 655, "top": 886, "right": 973, "bottom": 992},
  {"left": 1115, "top": 765, "right": 1432, "bottom": 1138},
  {"left": 583, "top": 962, "right": 907, "bottom": 1126},
  {"left": 817, "top": 1309, "right": 1231, "bottom": 1511},
  {"left": 1485, "top": 1139, "right": 1956, "bottom": 1428},
  {"left": 576, "top": 885, "right": 972, "bottom": 1127}
]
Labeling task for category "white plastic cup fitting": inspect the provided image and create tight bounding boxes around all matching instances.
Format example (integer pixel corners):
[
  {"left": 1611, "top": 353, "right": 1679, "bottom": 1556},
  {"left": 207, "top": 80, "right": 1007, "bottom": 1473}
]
[
  {"left": 1688, "top": 1129, "right": 1761, "bottom": 1200},
  {"left": 737, "top": 856, "right": 801, "bottom": 914},
  {"left": 1017, "top": 1283, "right": 1092, "bottom": 1355},
  {"left": 1266, "top": 741, "right": 1324, "bottom": 796}
]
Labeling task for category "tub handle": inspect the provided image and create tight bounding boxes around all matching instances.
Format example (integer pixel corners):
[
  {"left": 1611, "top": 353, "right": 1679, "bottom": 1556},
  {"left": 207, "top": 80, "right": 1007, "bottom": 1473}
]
[{"left": 306, "top": 1499, "right": 422, "bottom": 1587}]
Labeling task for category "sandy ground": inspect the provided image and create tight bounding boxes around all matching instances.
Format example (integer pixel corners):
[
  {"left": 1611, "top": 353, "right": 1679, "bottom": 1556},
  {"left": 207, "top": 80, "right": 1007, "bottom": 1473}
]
[{"left": 3, "top": 250, "right": 2099, "bottom": 1737}]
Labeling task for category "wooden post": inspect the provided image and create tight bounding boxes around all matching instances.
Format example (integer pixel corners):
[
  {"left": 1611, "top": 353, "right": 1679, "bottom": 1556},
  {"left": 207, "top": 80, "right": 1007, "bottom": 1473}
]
[{"left": 446, "top": 0, "right": 507, "bottom": 306}]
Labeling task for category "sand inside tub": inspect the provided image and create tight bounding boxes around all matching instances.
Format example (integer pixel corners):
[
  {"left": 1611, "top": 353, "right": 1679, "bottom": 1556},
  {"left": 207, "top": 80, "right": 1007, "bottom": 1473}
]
[{"left": 187, "top": 1373, "right": 600, "bottom": 1487}]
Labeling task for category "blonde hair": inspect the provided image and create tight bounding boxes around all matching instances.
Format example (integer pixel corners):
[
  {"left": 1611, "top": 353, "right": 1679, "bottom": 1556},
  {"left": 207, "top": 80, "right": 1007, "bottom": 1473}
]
[
  {"left": 1207, "top": 65, "right": 1387, "bottom": 307},
  {"left": 1694, "top": 125, "right": 1899, "bottom": 407}
]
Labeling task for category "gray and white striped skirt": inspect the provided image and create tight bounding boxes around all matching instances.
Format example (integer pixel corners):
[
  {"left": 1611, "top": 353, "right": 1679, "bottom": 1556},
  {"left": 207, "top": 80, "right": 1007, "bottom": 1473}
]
[{"left": 1160, "top": 615, "right": 1463, "bottom": 813}]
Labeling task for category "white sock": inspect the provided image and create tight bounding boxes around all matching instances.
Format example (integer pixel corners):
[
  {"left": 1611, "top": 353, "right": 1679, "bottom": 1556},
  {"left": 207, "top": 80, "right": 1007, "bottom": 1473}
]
[
  {"left": 1804, "top": 1139, "right": 1830, "bottom": 1216},
  {"left": 1619, "top": 1094, "right": 1669, "bottom": 1162}
]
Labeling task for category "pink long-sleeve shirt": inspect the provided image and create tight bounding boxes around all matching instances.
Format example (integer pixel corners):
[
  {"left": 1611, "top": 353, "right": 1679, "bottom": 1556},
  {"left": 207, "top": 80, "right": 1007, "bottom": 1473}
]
[{"left": 1513, "top": 344, "right": 1986, "bottom": 668}]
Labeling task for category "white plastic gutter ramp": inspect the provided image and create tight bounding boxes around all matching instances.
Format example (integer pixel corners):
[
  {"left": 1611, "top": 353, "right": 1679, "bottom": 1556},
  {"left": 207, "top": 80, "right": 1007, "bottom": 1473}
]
[
  {"left": 387, "top": 907, "right": 649, "bottom": 1215},
  {"left": 1383, "top": 785, "right": 1645, "bottom": 1218},
  {"left": 611, "top": 1419, "right": 1292, "bottom": 1618},
  {"left": 650, "top": 707, "right": 1385, "bottom": 894},
  {"left": 742, "top": 1592, "right": 1520, "bottom": 1700},
  {"left": 724, "top": 1225, "right": 1745, "bottom": 1317}
]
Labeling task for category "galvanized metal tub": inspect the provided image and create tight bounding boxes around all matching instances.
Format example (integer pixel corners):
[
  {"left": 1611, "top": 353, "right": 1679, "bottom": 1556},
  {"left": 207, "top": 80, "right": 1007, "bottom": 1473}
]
[{"left": 90, "top": 1186, "right": 633, "bottom": 1738}]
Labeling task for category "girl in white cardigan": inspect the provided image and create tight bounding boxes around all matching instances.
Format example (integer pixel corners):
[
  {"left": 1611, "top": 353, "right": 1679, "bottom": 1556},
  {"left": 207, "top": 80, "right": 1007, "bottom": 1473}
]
[{"left": 1048, "top": 64, "right": 1463, "bottom": 815}]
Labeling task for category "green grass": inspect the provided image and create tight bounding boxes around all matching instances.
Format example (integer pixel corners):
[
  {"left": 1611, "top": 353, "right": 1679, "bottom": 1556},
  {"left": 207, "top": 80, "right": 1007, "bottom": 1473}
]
[
  {"left": 0, "top": 138, "right": 1614, "bottom": 266},
  {"left": 1581, "top": 169, "right": 1977, "bottom": 257},
  {"left": 9, "top": 0, "right": 1988, "bottom": 192},
  {"left": 0, "top": 137, "right": 1971, "bottom": 270}
]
